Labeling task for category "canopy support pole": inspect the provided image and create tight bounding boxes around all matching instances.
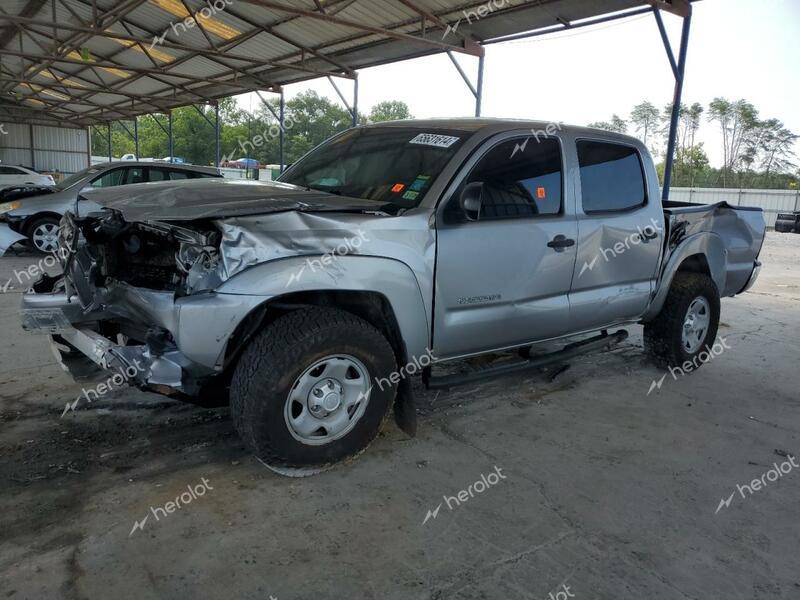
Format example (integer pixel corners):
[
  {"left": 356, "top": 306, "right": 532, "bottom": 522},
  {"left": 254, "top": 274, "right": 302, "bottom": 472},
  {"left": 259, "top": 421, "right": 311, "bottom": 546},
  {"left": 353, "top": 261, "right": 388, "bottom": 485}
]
[
  {"left": 168, "top": 110, "right": 174, "bottom": 163},
  {"left": 658, "top": 5, "right": 693, "bottom": 202},
  {"left": 447, "top": 50, "right": 486, "bottom": 117},
  {"left": 215, "top": 102, "right": 221, "bottom": 167}
]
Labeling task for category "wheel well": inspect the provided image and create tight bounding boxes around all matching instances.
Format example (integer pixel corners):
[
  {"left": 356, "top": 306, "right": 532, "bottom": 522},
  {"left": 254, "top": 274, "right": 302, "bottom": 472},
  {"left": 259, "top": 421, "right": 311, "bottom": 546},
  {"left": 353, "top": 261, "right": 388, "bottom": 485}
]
[
  {"left": 676, "top": 253, "right": 711, "bottom": 277},
  {"left": 24, "top": 212, "right": 62, "bottom": 235},
  {"left": 222, "top": 290, "right": 408, "bottom": 372}
]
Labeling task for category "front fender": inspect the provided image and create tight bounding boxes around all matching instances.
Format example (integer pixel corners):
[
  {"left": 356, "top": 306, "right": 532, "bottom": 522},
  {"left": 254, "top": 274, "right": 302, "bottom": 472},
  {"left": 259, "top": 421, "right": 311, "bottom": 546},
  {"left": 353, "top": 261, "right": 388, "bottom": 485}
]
[
  {"left": 213, "top": 254, "right": 431, "bottom": 360},
  {"left": 642, "top": 232, "right": 727, "bottom": 321}
]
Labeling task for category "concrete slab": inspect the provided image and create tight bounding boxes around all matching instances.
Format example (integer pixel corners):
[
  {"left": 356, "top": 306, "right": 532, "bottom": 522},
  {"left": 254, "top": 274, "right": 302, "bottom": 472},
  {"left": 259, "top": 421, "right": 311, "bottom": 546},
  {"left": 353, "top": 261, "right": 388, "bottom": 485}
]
[{"left": 1, "top": 234, "right": 798, "bottom": 600}]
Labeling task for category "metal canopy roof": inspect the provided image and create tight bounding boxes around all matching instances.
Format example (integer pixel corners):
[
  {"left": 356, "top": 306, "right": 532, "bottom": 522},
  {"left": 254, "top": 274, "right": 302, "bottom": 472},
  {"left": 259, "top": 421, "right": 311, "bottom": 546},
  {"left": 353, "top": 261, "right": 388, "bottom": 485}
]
[{"left": 0, "top": 0, "right": 689, "bottom": 127}]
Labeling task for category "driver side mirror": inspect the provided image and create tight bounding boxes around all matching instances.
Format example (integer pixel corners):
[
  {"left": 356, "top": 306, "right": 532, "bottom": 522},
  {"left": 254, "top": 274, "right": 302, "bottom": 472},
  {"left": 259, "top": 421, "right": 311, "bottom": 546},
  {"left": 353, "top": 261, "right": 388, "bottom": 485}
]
[{"left": 459, "top": 182, "right": 484, "bottom": 221}]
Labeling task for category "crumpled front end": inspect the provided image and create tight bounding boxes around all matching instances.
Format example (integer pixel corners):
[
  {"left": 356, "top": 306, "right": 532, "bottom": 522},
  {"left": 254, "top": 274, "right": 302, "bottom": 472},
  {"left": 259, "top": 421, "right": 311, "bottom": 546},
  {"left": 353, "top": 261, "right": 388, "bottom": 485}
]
[{"left": 20, "top": 211, "right": 268, "bottom": 396}]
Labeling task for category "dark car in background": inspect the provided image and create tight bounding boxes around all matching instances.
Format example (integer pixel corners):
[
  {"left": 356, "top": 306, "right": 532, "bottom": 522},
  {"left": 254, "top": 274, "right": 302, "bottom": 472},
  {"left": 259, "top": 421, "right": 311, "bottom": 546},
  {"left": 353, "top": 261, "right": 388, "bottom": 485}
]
[
  {"left": 0, "top": 161, "right": 221, "bottom": 253},
  {"left": 775, "top": 212, "right": 800, "bottom": 233}
]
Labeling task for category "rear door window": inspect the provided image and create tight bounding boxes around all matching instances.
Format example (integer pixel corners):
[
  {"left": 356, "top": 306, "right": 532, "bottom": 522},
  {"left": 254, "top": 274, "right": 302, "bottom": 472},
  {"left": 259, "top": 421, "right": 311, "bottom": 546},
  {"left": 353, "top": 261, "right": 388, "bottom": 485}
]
[
  {"left": 148, "top": 168, "right": 169, "bottom": 182},
  {"left": 577, "top": 141, "right": 646, "bottom": 213},
  {"left": 168, "top": 170, "right": 190, "bottom": 180},
  {"left": 90, "top": 168, "right": 126, "bottom": 188},
  {"left": 126, "top": 167, "right": 145, "bottom": 184}
]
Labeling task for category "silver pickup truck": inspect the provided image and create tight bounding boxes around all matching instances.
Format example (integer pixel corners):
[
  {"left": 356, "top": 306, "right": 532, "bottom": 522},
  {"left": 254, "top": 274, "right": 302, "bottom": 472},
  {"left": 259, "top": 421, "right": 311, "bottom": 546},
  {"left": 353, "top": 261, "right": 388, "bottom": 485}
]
[{"left": 13, "top": 119, "right": 765, "bottom": 471}]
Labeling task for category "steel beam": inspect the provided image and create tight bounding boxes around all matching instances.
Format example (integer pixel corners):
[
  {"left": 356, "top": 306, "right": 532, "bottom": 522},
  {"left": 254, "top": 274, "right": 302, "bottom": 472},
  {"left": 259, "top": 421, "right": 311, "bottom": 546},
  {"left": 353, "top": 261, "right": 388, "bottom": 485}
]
[
  {"left": 653, "top": 8, "right": 679, "bottom": 80},
  {"left": 279, "top": 90, "right": 285, "bottom": 173},
  {"left": 484, "top": 7, "right": 654, "bottom": 45},
  {"left": 476, "top": 54, "right": 485, "bottom": 117},
  {"left": 215, "top": 102, "right": 220, "bottom": 168},
  {"left": 447, "top": 51, "right": 484, "bottom": 116},
  {"left": 661, "top": 8, "right": 693, "bottom": 202},
  {"left": 237, "top": 0, "right": 484, "bottom": 57},
  {"left": 168, "top": 110, "right": 173, "bottom": 163},
  {"left": 352, "top": 77, "right": 359, "bottom": 127}
]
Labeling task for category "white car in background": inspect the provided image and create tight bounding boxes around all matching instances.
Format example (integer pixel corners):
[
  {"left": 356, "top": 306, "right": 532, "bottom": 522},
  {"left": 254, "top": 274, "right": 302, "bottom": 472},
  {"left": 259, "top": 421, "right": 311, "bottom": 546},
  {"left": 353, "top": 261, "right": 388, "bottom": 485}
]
[{"left": 0, "top": 165, "right": 55, "bottom": 188}]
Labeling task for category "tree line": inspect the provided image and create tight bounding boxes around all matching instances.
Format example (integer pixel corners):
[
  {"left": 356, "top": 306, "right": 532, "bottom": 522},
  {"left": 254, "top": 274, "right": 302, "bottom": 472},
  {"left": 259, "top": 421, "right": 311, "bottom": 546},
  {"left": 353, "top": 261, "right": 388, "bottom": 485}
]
[
  {"left": 90, "top": 93, "right": 412, "bottom": 167},
  {"left": 92, "top": 92, "right": 798, "bottom": 190},
  {"left": 589, "top": 98, "right": 798, "bottom": 189}
]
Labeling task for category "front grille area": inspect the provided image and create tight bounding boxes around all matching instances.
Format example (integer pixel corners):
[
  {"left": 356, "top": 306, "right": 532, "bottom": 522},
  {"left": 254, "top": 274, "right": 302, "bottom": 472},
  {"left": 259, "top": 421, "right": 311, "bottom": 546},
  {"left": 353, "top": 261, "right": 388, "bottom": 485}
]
[{"left": 69, "top": 246, "right": 102, "bottom": 312}]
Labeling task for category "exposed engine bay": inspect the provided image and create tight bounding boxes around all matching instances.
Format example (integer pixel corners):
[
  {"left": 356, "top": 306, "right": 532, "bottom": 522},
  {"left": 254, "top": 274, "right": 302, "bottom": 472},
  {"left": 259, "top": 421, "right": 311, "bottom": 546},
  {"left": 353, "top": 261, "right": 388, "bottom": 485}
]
[{"left": 68, "top": 210, "right": 224, "bottom": 297}]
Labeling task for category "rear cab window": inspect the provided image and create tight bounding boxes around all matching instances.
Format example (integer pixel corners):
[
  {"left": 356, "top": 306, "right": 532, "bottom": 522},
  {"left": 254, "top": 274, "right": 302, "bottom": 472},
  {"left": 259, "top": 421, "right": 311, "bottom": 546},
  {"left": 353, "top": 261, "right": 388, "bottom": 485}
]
[{"left": 576, "top": 140, "right": 646, "bottom": 213}]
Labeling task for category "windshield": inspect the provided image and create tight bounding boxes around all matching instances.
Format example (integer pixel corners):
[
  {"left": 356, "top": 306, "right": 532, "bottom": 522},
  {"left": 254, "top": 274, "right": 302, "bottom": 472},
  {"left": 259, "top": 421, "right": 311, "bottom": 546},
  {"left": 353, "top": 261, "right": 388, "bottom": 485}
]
[
  {"left": 56, "top": 166, "right": 104, "bottom": 190},
  {"left": 278, "top": 127, "right": 471, "bottom": 209}
]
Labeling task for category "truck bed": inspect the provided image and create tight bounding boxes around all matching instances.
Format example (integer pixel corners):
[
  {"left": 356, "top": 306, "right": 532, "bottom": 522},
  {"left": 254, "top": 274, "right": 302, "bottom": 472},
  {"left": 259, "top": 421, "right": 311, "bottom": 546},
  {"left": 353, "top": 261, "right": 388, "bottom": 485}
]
[{"left": 661, "top": 200, "right": 766, "bottom": 297}]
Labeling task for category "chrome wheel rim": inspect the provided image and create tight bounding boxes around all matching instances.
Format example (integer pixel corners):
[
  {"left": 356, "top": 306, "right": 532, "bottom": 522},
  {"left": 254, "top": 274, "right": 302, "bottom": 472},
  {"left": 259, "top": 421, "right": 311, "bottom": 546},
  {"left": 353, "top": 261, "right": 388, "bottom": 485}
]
[
  {"left": 284, "top": 354, "right": 371, "bottom": 446},
  {"left": 682, "top": 296, "right": 711, "bottom": 354},
  {"left": 32, "top": 222, "right": 59, "bottom": 253}
]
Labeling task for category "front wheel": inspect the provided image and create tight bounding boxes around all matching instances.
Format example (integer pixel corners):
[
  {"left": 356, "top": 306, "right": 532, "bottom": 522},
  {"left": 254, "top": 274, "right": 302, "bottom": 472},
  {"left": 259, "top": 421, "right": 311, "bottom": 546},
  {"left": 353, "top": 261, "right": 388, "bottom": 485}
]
[
  {"left": 644, "top": 272, "right": 721, "bottom": 369},
  {"left": 230, "top": 307, "right": 398, "bottom": 470},
  {"left": 26, "top": 216, "right": 61, "bottom": 253}
]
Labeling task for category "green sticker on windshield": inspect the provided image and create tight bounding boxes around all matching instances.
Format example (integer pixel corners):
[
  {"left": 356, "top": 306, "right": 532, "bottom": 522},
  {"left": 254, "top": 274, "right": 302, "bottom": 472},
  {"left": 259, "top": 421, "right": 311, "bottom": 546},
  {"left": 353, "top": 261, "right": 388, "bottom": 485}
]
[
  {"left": 409, "top": 175, "right": 431, "bottom": 192},
  {"left": 402, "top": 190, "right": 419, "bottom": 201}
]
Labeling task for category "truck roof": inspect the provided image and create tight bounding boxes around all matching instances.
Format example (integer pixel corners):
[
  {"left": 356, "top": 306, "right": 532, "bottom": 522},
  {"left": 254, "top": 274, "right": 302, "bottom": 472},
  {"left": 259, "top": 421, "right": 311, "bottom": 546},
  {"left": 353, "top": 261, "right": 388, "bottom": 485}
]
[{"left": 364, "top": 117, "right": 643, "bottom": 147}]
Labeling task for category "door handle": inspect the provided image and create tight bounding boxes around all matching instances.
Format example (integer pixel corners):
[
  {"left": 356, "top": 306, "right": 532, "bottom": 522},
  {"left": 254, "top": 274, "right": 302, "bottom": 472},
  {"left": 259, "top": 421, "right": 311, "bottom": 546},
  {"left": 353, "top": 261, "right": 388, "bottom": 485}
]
[
  {"left": 638, "top": 228, "right": 659, "bottom": 243},
  {"left": 547, "top": 235, "right": 575, "bottom": 251}
]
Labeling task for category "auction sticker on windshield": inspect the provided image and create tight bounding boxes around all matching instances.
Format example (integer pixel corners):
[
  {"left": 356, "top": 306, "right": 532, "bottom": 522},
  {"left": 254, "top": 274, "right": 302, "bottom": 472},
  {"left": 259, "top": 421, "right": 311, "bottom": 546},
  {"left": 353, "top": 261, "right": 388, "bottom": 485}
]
[{"left": 409, "top": 133, "right": 460, "bottom": 148}]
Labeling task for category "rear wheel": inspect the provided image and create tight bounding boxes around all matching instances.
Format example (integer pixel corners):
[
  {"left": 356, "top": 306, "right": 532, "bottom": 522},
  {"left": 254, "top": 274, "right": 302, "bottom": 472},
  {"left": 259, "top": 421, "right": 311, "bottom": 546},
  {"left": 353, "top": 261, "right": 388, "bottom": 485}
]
[
  {"left": 230, "top": 307, "right": 398, "bottom": 470},
  {"left": 644, "top": 272, "right": 721, "bottom": 369},
  {"left": 26, "top": 216, "right": 60, "bottom": 253}
]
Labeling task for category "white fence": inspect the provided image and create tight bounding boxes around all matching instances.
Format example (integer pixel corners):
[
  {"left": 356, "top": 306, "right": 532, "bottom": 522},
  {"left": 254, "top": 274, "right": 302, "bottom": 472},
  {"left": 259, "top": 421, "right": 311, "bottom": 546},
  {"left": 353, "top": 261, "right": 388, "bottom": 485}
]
[
  {"left": 669, "top": 187, "right": 800, "bottom": 228},
  {"left": 219, "top": 167, "right": 272, "bottom": 181}
]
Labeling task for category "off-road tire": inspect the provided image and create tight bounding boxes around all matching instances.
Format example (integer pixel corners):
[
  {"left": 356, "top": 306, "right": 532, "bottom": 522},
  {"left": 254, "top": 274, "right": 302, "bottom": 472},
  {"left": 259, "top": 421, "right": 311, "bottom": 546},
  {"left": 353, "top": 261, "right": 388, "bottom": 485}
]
[
  {"left": 230, "top": 307, "right": 398, "bottom": 469},
  {"left": 644, "top": 272, "right": 721, "bottom": 369}
]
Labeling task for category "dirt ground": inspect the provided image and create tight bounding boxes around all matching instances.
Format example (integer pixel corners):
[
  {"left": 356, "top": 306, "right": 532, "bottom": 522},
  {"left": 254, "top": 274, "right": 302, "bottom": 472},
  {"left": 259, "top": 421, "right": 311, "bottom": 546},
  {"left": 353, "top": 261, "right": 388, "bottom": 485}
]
[{"left": 1, "top": 232, "right": 798, "bottom": 600}]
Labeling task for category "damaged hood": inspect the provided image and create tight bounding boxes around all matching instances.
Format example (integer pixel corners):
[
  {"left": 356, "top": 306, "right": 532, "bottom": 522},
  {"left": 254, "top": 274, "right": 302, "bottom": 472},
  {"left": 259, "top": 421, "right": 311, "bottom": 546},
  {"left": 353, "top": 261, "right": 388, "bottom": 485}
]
[{"left": 79, "top": 178, "right": 386, "bottom": 222}]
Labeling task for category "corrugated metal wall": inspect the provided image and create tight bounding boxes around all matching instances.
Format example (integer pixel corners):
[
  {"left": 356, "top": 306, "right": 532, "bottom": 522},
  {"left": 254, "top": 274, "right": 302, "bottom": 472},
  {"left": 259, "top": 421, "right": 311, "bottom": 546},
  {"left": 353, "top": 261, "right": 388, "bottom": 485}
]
[
  {"left": 669, "top": 188, "right": 800, "bottom": 228},
  {"left": 0, "top": 123, "right": 88, "bottom": 176}
]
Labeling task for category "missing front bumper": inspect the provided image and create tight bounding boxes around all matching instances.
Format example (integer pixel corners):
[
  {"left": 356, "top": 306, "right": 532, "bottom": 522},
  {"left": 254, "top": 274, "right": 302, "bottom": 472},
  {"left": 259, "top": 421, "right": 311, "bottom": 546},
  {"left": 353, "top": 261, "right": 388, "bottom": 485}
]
[{"left": 22, "top": 284, "right": 207, "bottom": 395}]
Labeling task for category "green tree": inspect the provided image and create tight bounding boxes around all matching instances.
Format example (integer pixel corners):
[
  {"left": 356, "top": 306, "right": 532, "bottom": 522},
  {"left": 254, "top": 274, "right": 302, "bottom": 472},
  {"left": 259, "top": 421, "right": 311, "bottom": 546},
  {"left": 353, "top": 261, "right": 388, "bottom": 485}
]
[
  {"left": 708, "top": 98, "right": 759, "bottom": 186},
  {"left": 630, "top": 101, "right": 659, "bottom": 148},
  {"left": 588, "top": 114, "right": 628, "bottom": 133},
  {"left": 368, "top": 100, "right": 413, "bottom": 123}
]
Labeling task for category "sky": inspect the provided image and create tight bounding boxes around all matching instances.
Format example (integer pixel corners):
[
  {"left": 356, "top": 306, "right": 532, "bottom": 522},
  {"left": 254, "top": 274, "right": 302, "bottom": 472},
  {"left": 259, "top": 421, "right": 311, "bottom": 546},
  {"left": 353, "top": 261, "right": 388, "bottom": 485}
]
[{"left": 236, "top": 0, "right": 800, "bottom": 169}]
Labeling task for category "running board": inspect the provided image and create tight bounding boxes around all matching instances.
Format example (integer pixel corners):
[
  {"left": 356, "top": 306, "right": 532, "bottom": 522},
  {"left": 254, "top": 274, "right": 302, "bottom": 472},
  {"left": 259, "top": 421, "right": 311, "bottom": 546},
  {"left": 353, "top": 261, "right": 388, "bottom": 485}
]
[{"left": 426, "top": 330, "right": 629, "bottom": 390}]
